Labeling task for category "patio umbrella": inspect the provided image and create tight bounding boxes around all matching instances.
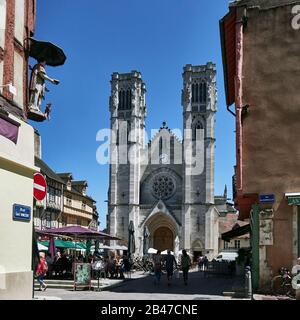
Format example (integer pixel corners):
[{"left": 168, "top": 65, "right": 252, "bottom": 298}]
[
  {"left": 48, "top": 236, "right": 56, "bottom": 260},
  {"left": 94, "top": 240, "right": 100, "bottom": 253},
  {"left": 28, "top": 38, "right": 66, "bottom": 66},
  {"left": 147, "top": 248, "right": 157, "bottom": 254},
  {"left": 174, "top": 236, "right": 180, "bottom": 260},
  {"left": 35, "top": 225, "right": 119, "bottom": 240},
  {"left": 128, "top": 221, "right": 135, "bottom": 259},
  {"left": 86, "top": 239, "right": 92, "bottom": 256},
  {"left": 32, "top": 228, "right": 40, "bottom": 273},
  {"left": 161, "top": 250, "right": 174, "bottom": 255},
  {"left": 143, "top": 226, "right": 150, "bottom": 256}
]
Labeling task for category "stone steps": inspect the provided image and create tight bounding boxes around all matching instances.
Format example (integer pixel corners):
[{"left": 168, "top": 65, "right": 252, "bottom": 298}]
[{"left": 34, "top": 279, "right": 121, "bottom": 290}]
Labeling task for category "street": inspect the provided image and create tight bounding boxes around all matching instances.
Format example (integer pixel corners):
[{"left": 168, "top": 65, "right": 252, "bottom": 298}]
[{"left": 34, "top": 270, "right": 247, "bottom": 300}]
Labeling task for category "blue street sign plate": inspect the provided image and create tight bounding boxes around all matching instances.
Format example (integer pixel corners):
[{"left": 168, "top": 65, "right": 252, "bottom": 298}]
[
  {"left": 13, "top": 204, "right": 31, "bottom": 221},
  {"left": 259, "top": 194, "right": 275, "bottom": 203}
]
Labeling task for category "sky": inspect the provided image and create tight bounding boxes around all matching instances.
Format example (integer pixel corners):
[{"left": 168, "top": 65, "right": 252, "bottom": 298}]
[{"left": 31, "top": 0, "right": 235, "bottom": 229}]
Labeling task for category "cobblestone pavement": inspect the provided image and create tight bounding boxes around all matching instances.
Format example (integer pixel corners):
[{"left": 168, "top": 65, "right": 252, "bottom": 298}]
[{"left": 34, "top": 270, "right": 248, "bottom": 300}]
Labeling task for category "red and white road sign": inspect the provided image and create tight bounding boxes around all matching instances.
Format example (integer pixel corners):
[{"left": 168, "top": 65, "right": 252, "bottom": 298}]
[{"left": 33, "top": 173, "right": 47, "bottom": 201}]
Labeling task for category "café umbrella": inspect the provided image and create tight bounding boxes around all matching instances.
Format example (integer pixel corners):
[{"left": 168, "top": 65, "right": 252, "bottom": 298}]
[
  {"left": 35, "top": 225, "right": 119, "bottom": 240},
  {"left": 143, "top": 226, "right": 150, "bottom": 256},
  {"left": 128, "top": 221, "right": 135, "bottom": 259},
  {"left": 48, "top": 236, "right": 56, "bottom": 260}
]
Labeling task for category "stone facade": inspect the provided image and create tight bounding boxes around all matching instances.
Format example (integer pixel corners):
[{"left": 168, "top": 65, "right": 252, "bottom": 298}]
[
  {"left": 107, "top": 64, "right": 224, "bottom": 260},
  {"left": 0, "top": 0, "right": 37, "bottom": 300},
  {"left": 220, "top": 0, "right": 300, "bottom": 290}
]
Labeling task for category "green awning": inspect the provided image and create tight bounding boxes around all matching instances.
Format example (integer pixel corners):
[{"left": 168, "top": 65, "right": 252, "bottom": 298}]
[
  {"left": 39, "top": 240, "right": 86, "bottom": 249},
  {"left": 287, "top": 197, "right": 300, "bottom": 206}
]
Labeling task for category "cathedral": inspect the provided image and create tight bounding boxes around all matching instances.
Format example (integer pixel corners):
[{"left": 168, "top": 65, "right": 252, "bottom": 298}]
[{"left": 107, "top": 63, "right": 228, "bottom": 260}]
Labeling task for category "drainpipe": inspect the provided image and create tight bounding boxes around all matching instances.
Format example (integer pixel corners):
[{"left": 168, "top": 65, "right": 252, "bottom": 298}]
[{"left": 235, "top": 9, "right": 244, "bottom": 197}]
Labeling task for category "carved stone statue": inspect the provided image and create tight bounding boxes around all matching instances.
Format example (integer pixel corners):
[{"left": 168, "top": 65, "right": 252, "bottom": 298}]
[
  {"left": 28, "top": 61, "right": 59, "bottom": 114},
  {"left": 182, "top": 84, "right": 191, "bottom": 105}
]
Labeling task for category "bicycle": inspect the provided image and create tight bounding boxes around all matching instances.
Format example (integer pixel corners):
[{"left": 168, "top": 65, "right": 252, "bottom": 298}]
[{"left": 271, "top": 267, "right": 295, "bottom": 298}]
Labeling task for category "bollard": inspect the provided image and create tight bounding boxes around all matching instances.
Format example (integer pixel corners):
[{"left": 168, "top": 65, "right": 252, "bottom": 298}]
[{"left": 245, "top": 266, "right": 252, "bottom": 299}]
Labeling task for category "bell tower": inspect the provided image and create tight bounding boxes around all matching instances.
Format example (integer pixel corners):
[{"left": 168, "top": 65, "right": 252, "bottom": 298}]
[
  {"left": 108, "top": 71, "right": 147, "bottom": 245},
  {"left": 181, "top": 63, "right": 217, "bottom": 251}
]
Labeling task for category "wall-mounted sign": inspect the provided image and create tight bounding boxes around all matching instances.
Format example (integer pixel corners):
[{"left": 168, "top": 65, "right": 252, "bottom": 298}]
[
  {"left": 33, "top": 172, "right": 47, "bottom": 201},
  {"left": 13, "top": 204, "right": 31, "bottom": 222},
  {"left": 259, "top": 194, "right": 275, "bottom": 203},
  {"left": 287, "top": 197, "right": 300, "bottom": 206}
]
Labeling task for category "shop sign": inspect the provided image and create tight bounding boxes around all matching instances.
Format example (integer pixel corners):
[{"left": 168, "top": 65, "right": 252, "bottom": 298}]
[{"left": 288, "top": 197, "right": 300, "bottom": 206}]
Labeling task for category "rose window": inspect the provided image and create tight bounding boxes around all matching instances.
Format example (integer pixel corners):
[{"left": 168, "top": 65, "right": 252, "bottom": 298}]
[{"left": 152, "top": 175, "right": 175, "bottom": 199}]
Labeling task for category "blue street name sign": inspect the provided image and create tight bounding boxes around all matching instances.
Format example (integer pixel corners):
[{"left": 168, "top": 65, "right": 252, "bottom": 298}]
[
  {"left": 13, "top": 204, "right": 31, "bottom": 222},
  {"left": 259, "top": 194, "right": 275, "bottom": 203}
]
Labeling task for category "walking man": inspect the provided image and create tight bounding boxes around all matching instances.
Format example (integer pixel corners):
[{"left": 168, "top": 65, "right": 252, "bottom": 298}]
[
  {"left": 181, "top": 250, "right": 191, "bottom": 286},
  {"left": 165, "top": 250, "right": 177, "bottom": 286}
]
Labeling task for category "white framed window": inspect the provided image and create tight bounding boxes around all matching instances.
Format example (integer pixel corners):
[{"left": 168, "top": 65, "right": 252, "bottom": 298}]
[
  {"left": 66, "top": 196, "right": 72, "bottom": 206},
  {"left": 234, "top": 240, "right": 241, "bottom": 249}
]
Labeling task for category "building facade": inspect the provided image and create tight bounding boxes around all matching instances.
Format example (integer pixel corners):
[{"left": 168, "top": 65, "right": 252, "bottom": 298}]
[
  {"left": 0, "top": 0, "right": 37, "bottom": 299},
  {"left": 107, "top": 64, "right": 228, "bottom": 260},
  {"left": 219, "top": 213, "right": 250, "bottom": 252},
  {"left": 58, "top": 173, "right": 98, "bottom": 230},
  {"left": 220, "top": 0, "right": 300, "bottom": 290}
]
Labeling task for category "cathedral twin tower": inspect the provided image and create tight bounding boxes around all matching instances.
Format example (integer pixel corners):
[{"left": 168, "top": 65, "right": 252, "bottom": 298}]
[{"left": 107, "top": 63, "right": 220, "bottom": 259}]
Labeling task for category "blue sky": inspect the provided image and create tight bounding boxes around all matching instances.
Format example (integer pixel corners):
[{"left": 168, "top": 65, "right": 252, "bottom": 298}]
[{"left": 31, "top": 0, "right": 235, "bottom": 228}]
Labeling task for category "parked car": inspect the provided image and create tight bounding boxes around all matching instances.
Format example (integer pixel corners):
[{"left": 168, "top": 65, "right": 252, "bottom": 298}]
[{"left": 215, "top": 251, "right": 238, "bottom": 262}]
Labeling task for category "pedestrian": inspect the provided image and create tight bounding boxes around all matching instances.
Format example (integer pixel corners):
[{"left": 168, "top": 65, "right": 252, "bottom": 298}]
[
  {"left": 153, "top": 250, "right": 163, "bottom": 285},
  {"left": 181, "top": 249, "right": 191, "bottom": 286},
  {"left": 203, "top": 255, "right": 209, "bottom": 271},
  {"left": 292, "top": 257, "right": 300, "bottom": 299},
  {"left": 198, "top": 255, "right": 204, "bottom": 271},
  {"left": 165, "top": 250, "right": 177, "bottom": 286},
  {"left": 36, "top": 252, "right": 48, "bottom": 291}
]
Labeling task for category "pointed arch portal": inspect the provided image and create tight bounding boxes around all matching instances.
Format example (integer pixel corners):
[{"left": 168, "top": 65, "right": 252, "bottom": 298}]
[{"left": 153, "top": 227, "right": 174, "bottom": 252}]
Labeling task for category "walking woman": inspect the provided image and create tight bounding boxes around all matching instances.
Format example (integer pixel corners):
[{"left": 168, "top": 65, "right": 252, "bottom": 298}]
[
  {"left": 181, "top": 250, "right": 191, "bottom": 286},
  {"left": 36, "top": 252, "right": 48, "bottom": 291},
  {"left": 153, "top": 250, "right": 163, "bottom": 285}
]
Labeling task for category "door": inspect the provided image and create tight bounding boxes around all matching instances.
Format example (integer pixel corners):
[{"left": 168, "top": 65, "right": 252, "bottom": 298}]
[{"left": 153, "top": 227, "right": 173, "bottom": 251}]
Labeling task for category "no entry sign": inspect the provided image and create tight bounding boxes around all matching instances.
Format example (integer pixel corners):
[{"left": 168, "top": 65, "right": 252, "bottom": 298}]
[{"left": 33, "top": 173, "right": 47, "bottom": 201}]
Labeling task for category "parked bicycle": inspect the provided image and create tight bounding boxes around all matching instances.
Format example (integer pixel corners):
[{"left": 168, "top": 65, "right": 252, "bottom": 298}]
[{"left": 271, "top": 267, "right": 295, "bottom": 297}]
